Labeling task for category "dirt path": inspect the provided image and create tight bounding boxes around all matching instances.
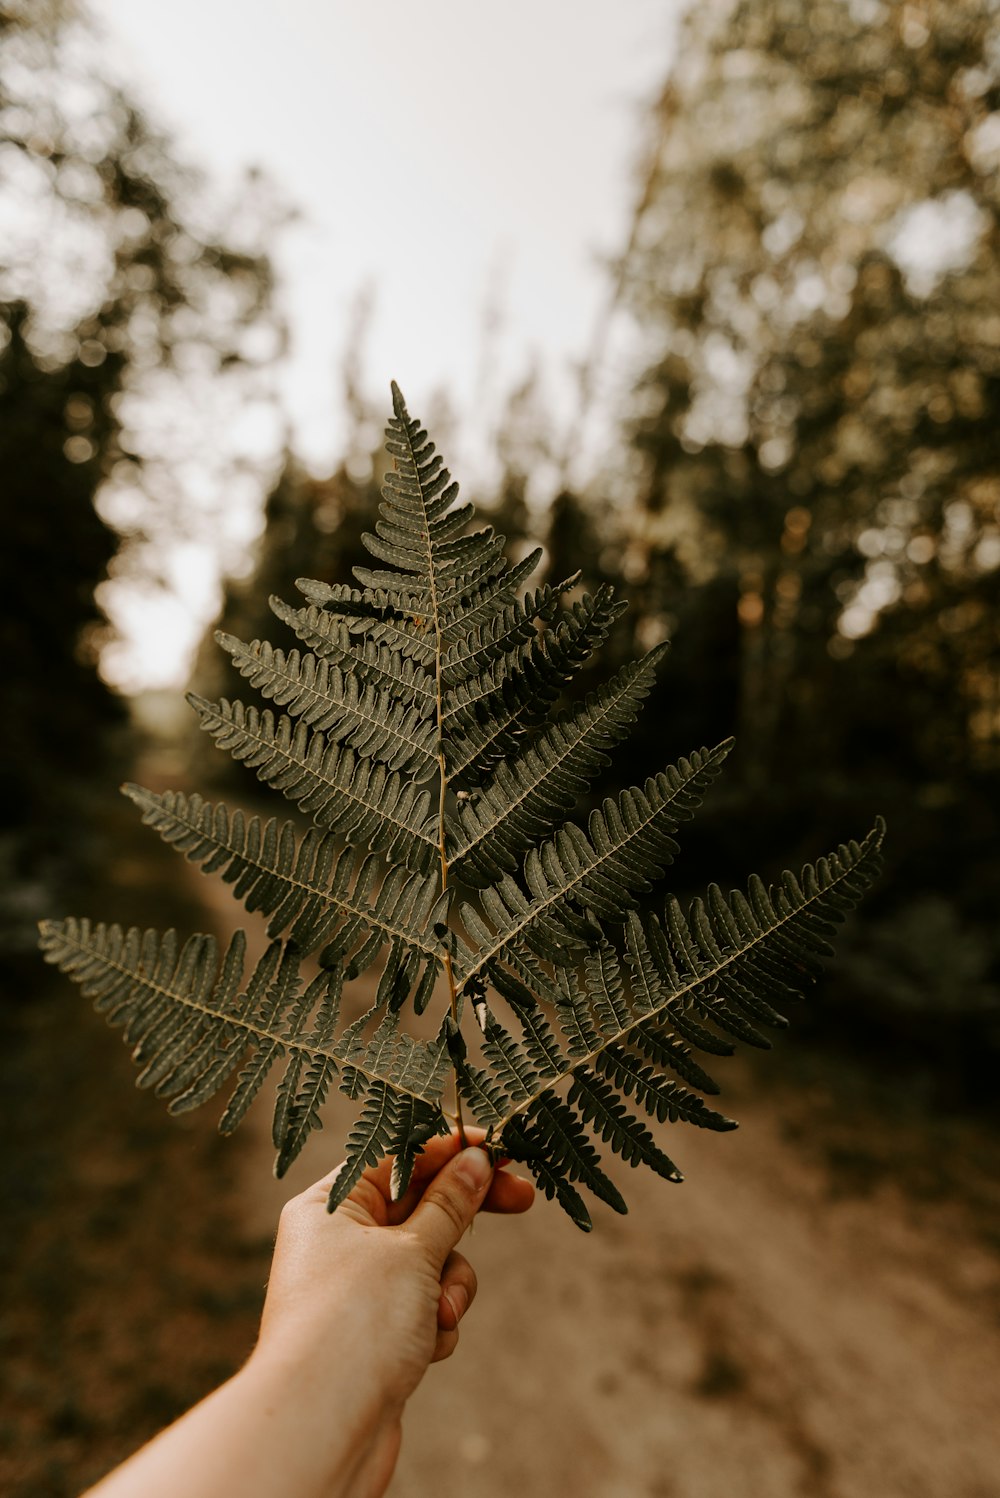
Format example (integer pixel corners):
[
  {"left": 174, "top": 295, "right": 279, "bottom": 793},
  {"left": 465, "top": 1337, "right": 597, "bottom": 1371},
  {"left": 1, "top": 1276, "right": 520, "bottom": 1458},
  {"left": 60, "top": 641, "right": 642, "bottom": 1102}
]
[
  {"left": 191, "top": 866, "right": 1000, "bottom": 1498},
  {"left": 230, "top": 1061, "right": 999, "bottom": 1498},
  {"left": 9, "top": 767, "right": 996, "bottom": 1498}
]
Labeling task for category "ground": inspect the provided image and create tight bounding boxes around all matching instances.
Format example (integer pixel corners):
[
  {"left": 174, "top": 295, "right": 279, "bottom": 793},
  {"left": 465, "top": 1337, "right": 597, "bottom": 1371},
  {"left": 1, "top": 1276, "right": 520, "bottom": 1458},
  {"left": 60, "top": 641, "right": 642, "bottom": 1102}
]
[{"left": 3, "top": 772, "right": 999, "bottom": 1498}]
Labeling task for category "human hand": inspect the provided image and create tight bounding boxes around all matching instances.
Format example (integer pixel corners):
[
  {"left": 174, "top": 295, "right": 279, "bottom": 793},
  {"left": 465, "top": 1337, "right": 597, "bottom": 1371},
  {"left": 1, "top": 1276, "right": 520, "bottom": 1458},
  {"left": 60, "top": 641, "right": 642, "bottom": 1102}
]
[{"left": 245, "top": 1130, "right": 534, "bottom": 1496}]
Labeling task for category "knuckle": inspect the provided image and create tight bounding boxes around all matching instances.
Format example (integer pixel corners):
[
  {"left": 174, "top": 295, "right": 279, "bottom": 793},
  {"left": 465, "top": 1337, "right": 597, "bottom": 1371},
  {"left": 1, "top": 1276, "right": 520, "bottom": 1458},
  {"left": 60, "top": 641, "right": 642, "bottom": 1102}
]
[
  {"left": 434, "top": 1329, "right": 459, "bottom": 1363},
  {"left": 426, "top": 1184, "right": 468, "bottom": 1241}
]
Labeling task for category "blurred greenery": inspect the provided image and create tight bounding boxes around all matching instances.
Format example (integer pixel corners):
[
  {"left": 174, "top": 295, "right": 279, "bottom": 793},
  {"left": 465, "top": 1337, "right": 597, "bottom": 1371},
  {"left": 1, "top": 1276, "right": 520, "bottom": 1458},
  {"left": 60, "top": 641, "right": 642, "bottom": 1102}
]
[
  {"left": 205, "top": 0, "right": 1000, "bottom": 1097},
  {"left": 613, "top": 0, "right": 1000, "bottom": 1089},
  {"left": 0, "top": 0, "right": 279, "bottom": 962},
  {"left": 3, "top": 0, "right": 998, "bottom": 1088},
  {"left": 1, "top": 8, "right": 999, "bottom": 1486},
  {"left": 3, "top": 4, "right": 999, "bottom": 1488}
]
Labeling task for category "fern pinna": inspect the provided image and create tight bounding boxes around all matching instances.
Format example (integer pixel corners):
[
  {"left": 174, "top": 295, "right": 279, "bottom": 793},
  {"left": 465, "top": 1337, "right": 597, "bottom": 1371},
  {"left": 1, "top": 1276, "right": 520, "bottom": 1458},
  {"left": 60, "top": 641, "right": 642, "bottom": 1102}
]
[{"left": 39, "top": 385, "right": 884, "bottom": 1229}]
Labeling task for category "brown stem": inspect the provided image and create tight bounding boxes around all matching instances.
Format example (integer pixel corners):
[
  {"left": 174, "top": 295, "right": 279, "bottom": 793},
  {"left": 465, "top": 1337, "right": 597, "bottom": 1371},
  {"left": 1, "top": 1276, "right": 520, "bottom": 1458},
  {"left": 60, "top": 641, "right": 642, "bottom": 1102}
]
[{"left": 436, "top": 750, "right": 468, "bottom": 1146}]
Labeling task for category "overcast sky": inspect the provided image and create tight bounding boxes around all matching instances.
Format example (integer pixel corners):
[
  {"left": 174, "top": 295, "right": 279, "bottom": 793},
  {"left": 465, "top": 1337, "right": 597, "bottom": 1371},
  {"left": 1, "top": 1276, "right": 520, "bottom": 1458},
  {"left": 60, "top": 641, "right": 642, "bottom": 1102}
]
[
  {"left": 92, "top": 1, "right": 680, "bottom": 468},
  {"left": 86, "top": 1, "right": 683, "bottom": 689}
]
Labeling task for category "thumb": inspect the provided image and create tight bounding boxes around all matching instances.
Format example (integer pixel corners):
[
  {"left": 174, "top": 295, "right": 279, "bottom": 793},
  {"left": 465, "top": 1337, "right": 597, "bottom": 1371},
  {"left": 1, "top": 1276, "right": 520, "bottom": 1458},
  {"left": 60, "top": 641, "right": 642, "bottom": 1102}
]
[{"left": 409, "top": 1146, "right": 494, "bottom": 1267}]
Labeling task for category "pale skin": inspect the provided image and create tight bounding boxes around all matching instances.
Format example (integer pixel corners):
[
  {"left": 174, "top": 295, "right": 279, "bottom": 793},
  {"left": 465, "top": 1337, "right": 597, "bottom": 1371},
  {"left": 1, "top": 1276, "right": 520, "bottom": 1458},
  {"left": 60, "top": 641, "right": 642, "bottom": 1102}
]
[{"left": 85, "top": 1131, "right": 535, "bottom": 1498}]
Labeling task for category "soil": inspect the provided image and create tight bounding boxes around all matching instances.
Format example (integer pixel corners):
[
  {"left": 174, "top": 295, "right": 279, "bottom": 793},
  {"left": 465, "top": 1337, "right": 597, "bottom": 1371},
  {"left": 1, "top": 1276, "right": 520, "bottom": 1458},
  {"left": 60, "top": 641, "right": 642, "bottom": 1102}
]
[{"left": 4, "top": 769, "right": 1000, "bottom": 1498}]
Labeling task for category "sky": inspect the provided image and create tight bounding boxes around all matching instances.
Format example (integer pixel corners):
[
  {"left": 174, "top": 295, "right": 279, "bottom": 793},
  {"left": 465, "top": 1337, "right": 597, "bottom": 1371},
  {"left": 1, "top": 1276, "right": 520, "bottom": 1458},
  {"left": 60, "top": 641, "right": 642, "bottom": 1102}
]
[
  {"left": 92, "top": 0, "right": 681, "bottom": 477},
  {"left": 83, "top": 0, "right": 684, "bottom": 691}
]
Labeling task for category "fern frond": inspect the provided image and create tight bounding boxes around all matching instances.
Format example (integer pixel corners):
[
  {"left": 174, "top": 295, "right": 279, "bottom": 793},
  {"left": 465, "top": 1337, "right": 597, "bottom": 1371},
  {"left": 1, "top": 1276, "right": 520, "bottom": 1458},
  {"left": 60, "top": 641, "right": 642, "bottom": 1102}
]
[
  {"left": 451, "top": 646, "right": 668, "bottom": 885},
  {"left": 485, "top": 963, "right": 567, "bottom": 1077},
  {"left": 188, "top": 697, "right": 439, "bottom": 875},
  {"left": 272, "top": 966, "right": 344, "bottom": 1173},
  {"left": 122, "top": 786, "right": 448, "bottom": 975},
  {"left": 594, "top": 1045, "right": 737, "bottom": 1132},
  {"left": 389, "top": 1095, "right": 450, "bottom": 1201},
  {"left": 38, "top": 918, "right": 448, "bottom": 1179},
  {"left": 568, "top": 1067, "right": 685, "bottom": 1182},
  {"left": 459, "top": 742, "right": 733, "bottom": 971},
  {"left": 440, "top": 547, "right": 544, "bottom": 634},
  {"left": 550, "top": 962, "right": 605, "bottom": 1057},
  {"left": 444, "top": 588, "right": 626, "bottom": 788},
  {"left": 352, "top": 383, "right": 497, "bottom": 611},
  {"left": 482, "top": 819, "right": 884, "bottom": 1224},
  {"left": 325, "top": 1079, "right": 398, "bottom": 1210},
  {"left": 41, "top": 384, "right": 884, "bottom": 1228},
  {"left": 520, "top": 1096, "right": 628, "bottom": 1215},
  {"left": 269, "top": 597, "right": 437, "bottom": 701},
  {"left": 216, "top": 634, "right": 438, "bottom": 778},
  {"left": 440, "top": 583, "right": 567, "bottom": 688}
]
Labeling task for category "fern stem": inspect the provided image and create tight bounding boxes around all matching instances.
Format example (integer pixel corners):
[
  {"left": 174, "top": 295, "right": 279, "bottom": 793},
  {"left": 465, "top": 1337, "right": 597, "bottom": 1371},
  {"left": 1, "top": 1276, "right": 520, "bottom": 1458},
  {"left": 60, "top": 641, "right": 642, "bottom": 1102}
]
[
  {"left": 406, "top": 398, "right": 469, "bottom": 1149},
  {"left": 437, "top": 741, "right": 468, "bottom": 1147}
]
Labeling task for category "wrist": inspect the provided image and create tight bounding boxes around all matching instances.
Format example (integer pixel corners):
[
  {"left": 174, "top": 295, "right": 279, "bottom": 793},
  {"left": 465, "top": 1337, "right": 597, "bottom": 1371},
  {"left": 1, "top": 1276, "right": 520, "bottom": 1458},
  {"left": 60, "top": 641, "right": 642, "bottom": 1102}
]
[{"left": 237, "top": 1343, "right": 397, "bottom": 1497}]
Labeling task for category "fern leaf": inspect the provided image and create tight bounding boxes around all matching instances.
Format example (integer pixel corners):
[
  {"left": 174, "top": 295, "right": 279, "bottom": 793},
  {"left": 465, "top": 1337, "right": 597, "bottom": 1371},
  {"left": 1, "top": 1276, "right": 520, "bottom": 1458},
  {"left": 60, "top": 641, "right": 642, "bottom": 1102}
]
[
  {"left": 520, "top": 1095, "right": 627, "bottom": 1215},
  {"left": 388, "top": 1096, "right": 450, "bottom": 1201},
  {"left": 270, "top": 968, "right": 345, "bottom": 1174},
  {"left": 219, "top": 941, "right": 302, "bottom": 1135},
  {"left": 568, "top": 1067, "right": 685, "bottom": 1183},
  {"left": 122, "top": 785, "right": 448, "bottom": 971},
  {"left": 628, "top": 1020, "right": 722, "bottom": 1095},
  {"left": 586, "top": 938, "right": 637, "bottom": 1035},
  {"left": 485, "top": 961, "right": 566, "bottom": 1077},
  {"left": 41, "top": 384, "right": 885, "bottom": 1229},
  {"left": 269, "top": 596, "right": 437, "bottom": 701},
  {"left": 441, "top": 584, "right": 566, "bottom": 688},
  {"left": 479, "top": 819, "right": 883, "bottom": 1226},
  {"left": 444, "top": 588, "right": 626, "bottom": 788},
  {"left": 326, "top": 1080, "right": 398, "bottom": 1210},
  {"left": 440, "top": 546, "right": 544, "bottom": 634},
  {"left": 551, "top": 963, "right": 605, "bottom": 1057},
  {"left": 352, "top": 383, "right": 500, "bottom": 620},
  {"left": 481, "top": 1012, "right": 541, "bottom": 1103},
  {"left": 216, "top": 633, "right": 438, "bottom": 778},
  {"left": 335, "top": 1007, "right": 452, "bottom": 1106},
  {"left": 39, "top": 917, "right": 447, "bottom": 1171},
  {"left": 459, "top": 741, "right": 733, "bottom": 972},
  {"left": 452, "top": 1050, "right": 514, "bottom": 1131},
  {"left": 451, "top": 646, "right": 668, "bottom": 885},
  {"left": 188, "top": 697, "right": 439, "bottom": 874},
  {"left": 594, "top": 1045, "right": 738, "bottom": 1132}
]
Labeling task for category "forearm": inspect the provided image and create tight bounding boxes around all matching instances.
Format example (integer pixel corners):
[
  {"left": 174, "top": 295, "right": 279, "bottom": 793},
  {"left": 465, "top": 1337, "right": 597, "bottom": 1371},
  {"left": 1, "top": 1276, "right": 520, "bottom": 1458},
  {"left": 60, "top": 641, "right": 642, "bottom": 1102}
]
[
  {"left": 82, "top": 1143, "right": 526, "bottom": 1498},
  {"left": 84, "top": 1349, "right": 397, "bottom": 1498}
]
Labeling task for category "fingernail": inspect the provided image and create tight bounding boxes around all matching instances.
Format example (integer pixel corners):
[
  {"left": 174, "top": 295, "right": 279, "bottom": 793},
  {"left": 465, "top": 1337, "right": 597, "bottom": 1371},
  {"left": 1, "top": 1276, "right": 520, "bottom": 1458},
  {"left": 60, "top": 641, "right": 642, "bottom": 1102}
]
[
  {"left": 445, "top": 1284, "right": 468, "bottom": 1321},
  {"left": 456, "top": 1146, "right": 492, "bottom": 1190}
]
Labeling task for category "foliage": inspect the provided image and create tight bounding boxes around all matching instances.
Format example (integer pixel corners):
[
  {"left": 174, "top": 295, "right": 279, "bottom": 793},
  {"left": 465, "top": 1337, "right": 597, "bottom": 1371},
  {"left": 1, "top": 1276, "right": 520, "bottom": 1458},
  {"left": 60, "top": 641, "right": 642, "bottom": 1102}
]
[
  {"left": 0, "top": 0, "right": 281, "bottom": 697},
  {"left": 534, "top": 0, "right": 1000, "bottom": 1089},
  {"left": 619, "top": 0, "right": 1000, "bottom": 788},
  {"left": 0, "top": 301, "right": 123, "bottom": 806},
  {"left": 40, "top": 390, "right": 883, "bottom": 1227},
  {"left": 0, "top": 0, "right": 281, "bottom": 965}
]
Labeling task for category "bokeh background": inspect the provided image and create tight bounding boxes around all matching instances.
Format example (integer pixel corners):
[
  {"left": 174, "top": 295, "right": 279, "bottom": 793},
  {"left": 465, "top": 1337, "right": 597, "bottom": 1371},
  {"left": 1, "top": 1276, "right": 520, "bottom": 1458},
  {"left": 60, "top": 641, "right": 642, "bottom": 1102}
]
[{"left": 3, "top": 2, "right": 999, "bottom": 1495}]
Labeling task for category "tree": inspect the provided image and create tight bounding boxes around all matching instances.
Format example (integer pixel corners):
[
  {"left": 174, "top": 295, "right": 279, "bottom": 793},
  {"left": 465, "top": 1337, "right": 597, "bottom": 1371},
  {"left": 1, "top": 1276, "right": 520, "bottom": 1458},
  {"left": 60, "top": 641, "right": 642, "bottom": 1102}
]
[
  {"left": 0, "top": 0, "right": 280, "bottom": 952},
  {"left": 621, "top": 0, "right": 1000, "bottom": 788},
  {"left": 0, "top": 301, "right": 123, "bottom": 820},
  {"left": 611, "top": 0, "right": 1000, "bottom": 1066},
  {"left": 0, "top": 0, "right": 283, "bottom": 678}
]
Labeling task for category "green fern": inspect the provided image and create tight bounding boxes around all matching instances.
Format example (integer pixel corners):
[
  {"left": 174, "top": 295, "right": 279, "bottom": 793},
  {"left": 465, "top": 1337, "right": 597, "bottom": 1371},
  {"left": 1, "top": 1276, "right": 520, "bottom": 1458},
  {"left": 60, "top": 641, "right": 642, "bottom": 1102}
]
[{"left": 39, "top": 385, "right": 884, "bottom": 1227}]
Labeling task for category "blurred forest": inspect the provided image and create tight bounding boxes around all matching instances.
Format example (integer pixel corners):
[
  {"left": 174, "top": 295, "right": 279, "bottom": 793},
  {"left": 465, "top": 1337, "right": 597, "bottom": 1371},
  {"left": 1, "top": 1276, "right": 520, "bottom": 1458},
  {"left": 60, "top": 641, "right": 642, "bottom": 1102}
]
[
  {"left": 3, "top": 2, "right": 1000, "bottom": 1492},
  {"left": 0, "top": 0, "right": 280, "bottom": 965},
  {"left": 202, "top": 0, "right": 1000, "bottom": 1099},
  {"left": 5, "top": 0, "right": 996, "bottom": 1063}
]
